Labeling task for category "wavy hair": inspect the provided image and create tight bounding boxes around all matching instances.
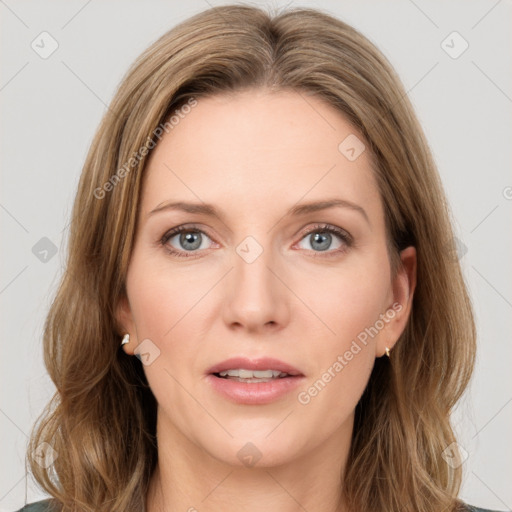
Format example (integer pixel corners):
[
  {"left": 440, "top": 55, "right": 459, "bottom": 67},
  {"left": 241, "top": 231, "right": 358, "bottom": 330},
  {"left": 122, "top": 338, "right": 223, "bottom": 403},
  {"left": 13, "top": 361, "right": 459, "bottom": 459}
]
[{"left": 26, "top": 5, "right": 476, "bottom": 511}]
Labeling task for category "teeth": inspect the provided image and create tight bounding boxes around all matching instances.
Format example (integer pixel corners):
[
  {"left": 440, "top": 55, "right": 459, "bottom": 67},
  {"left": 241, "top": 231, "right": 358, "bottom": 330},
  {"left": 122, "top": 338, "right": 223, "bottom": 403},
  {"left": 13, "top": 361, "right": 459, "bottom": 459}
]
[
  {"left": 218, "top": 369, "right": 289, "bottom": 378},
  {"left": 253, "top": 370, "right": 274, "bottom": 378}
]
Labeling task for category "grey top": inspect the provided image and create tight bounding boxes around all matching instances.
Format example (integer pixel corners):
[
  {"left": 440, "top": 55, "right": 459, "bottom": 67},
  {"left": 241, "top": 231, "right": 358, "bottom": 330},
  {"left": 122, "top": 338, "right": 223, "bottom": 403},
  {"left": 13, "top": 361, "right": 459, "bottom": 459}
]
[
  {"left": 15, "top": 501, "right": 56, "bottom": 512},
  {"left": 13, "top": 498, "right": 507, "bottom": 511}
]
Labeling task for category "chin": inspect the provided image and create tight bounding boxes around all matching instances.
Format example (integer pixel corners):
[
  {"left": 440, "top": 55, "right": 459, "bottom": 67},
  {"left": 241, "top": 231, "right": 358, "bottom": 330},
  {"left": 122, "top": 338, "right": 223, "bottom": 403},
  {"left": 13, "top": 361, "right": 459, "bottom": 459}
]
[{"left": 203, "top": 429, "right": 306, "bottom": 469}]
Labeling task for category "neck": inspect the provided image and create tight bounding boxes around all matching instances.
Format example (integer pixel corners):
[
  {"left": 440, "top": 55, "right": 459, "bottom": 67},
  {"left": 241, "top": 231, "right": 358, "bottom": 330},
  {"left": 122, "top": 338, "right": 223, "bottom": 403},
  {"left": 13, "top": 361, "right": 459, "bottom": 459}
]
[{"left": 146, "top": 408, "right": 353, "bottom": 512}]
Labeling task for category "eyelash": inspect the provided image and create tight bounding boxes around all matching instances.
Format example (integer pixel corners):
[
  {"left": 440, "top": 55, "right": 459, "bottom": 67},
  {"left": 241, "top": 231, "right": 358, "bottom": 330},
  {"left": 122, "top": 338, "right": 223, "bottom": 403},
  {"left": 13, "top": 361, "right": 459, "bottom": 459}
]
[{"left": 159, "top": 223, "right": 353, "bottom": 259}]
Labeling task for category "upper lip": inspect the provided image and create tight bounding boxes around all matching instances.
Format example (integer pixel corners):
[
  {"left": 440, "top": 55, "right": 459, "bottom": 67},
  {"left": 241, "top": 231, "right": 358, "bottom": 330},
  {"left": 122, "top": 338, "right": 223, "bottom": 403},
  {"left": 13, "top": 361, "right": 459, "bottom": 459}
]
[{"left": 207, "top": 357, "right": 303, "bottom": 376}]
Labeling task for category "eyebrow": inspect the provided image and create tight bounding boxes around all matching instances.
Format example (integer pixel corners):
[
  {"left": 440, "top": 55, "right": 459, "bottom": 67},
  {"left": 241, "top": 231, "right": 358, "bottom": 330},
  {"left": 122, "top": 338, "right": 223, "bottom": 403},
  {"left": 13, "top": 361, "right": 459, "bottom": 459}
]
[{"left": 147, "top": 198, "right": 369, "bottom": 224}]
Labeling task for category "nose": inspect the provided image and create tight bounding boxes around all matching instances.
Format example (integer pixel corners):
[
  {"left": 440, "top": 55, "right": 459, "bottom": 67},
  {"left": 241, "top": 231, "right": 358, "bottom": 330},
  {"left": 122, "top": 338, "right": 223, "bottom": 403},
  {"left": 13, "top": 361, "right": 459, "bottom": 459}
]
[{"left": 222, "top": 238, "right": 290, "bottom": 333}]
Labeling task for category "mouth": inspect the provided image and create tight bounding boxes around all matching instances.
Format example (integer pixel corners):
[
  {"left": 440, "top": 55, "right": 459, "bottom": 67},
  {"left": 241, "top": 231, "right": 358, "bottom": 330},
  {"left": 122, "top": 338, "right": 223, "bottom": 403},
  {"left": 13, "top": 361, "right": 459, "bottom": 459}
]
[
  {"left": 213, "top": 368, "right": 296, "bottom": 383},
  {"left": 206, "top": 357, "right": 305, "bottom": 405},
  {"left": 207, "top": 356, "right": 303, "bottom": 379}
]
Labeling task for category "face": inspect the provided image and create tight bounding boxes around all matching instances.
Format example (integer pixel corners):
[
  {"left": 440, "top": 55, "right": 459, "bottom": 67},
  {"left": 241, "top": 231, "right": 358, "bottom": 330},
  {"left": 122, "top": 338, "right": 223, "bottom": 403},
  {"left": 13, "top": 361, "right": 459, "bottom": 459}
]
[{"left": 117, "top": 88, "right": 416, "bottom": 468}]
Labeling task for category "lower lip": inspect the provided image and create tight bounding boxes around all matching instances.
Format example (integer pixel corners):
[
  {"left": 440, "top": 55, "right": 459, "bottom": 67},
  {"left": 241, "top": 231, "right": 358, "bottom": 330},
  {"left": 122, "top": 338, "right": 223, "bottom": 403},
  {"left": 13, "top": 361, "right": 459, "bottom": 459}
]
[{"left": 206, "top": 374, "right": 305, "bottom": 405}]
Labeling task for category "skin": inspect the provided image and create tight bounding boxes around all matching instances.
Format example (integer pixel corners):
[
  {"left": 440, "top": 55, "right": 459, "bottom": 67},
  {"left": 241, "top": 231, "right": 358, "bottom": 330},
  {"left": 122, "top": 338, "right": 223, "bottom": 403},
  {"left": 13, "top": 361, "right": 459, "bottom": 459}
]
[{"left": 116, "top": 88, "right": 416, "bottom": 512}]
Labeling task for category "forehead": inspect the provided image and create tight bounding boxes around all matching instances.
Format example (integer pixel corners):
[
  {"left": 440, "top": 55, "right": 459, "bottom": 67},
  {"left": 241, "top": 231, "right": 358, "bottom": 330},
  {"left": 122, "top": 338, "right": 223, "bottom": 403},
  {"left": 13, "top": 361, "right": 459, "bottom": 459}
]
[{"left": 141, "top": 89, "right": 382, "bottom": 223}]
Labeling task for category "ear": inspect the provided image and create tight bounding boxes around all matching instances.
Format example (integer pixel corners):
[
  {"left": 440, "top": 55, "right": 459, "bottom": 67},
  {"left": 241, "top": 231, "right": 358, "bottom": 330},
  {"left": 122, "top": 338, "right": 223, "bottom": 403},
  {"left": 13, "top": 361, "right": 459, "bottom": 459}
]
[
  {"left": 115, "top": 293, "right": 137, "bottom": 356},
  {"left": 376, "top": 246, "right": 417, "bottom": 357}
]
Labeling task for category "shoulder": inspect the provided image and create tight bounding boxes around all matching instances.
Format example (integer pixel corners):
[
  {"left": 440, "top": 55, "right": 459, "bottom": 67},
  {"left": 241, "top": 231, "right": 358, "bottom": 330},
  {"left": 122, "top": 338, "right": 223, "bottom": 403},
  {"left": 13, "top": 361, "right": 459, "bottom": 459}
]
[
  {"left": 13, "top": 498, "right": 61, "bottom": 512},
  {"left": 462, "top": 503, "right": 506, "bottom": 512}
]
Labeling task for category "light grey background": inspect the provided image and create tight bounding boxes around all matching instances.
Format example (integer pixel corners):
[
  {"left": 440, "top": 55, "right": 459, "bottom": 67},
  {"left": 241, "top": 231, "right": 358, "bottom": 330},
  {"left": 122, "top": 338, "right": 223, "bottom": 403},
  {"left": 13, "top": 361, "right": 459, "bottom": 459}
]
[{"left": 1, "top": 0, "right": 511, "bottom": 510}]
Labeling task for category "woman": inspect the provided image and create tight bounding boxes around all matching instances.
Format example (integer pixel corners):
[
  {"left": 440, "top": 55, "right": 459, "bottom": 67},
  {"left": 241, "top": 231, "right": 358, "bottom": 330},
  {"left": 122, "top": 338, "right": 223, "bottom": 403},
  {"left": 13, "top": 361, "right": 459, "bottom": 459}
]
[{"left": 16, "top": 5, "right": 501, "bottom": 512}]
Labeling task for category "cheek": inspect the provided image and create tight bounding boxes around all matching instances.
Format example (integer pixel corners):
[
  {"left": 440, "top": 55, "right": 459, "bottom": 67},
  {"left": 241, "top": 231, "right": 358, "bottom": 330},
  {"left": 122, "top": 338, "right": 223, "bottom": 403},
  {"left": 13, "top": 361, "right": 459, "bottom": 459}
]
[
  {"left": 126, "top": 255, "right": 202, "bottom": 340},
  {"left": 302, "top": 259, "right": 391, "bottom": 347},
  {"left": 295, "top": 280, "right": 382, "bottom": 429},
  {"left": 294, "top": 259, "right": 389, "bottom": 403},
  {"left": 125, "top": 256, "right": 214, "bottom": 398},
  {"left": 127, "top": 265, "right": 200, "bottom": 417}
]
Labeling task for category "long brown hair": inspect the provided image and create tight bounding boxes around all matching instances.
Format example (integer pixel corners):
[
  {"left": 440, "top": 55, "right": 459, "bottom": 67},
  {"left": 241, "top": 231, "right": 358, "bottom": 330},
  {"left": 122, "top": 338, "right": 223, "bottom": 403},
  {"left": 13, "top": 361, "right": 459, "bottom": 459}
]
[{"left": 26, "top": 5, "right": 476, "bottom": 511}]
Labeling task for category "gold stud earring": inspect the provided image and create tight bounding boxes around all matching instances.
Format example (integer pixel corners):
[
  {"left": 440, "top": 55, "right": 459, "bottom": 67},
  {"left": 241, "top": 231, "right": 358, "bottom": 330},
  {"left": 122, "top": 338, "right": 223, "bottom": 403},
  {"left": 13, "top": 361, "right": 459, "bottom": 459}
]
[{"left": 385, "top": 347, "right": 391, "bottom": 358}]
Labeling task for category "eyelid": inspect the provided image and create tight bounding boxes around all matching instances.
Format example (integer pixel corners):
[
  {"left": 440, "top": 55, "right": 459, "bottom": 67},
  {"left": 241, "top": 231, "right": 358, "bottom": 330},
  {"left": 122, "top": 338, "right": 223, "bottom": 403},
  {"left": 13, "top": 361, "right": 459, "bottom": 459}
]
[{"left": 296, "top": 223, "right": 352, "bottom": 244}]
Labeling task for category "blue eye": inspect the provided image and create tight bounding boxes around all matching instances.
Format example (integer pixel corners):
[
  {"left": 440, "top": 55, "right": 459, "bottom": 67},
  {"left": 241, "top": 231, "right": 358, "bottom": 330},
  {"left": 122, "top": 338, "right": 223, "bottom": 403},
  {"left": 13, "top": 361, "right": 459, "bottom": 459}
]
[
  {"left": 160, "top": 225, "right": 213, "bottom": 258},
  {"left": 160, "top": 223, "right": 352, "bottom": 259},
  {"left": 296, "top": 224, "right": 352, "bottom": 256}
]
